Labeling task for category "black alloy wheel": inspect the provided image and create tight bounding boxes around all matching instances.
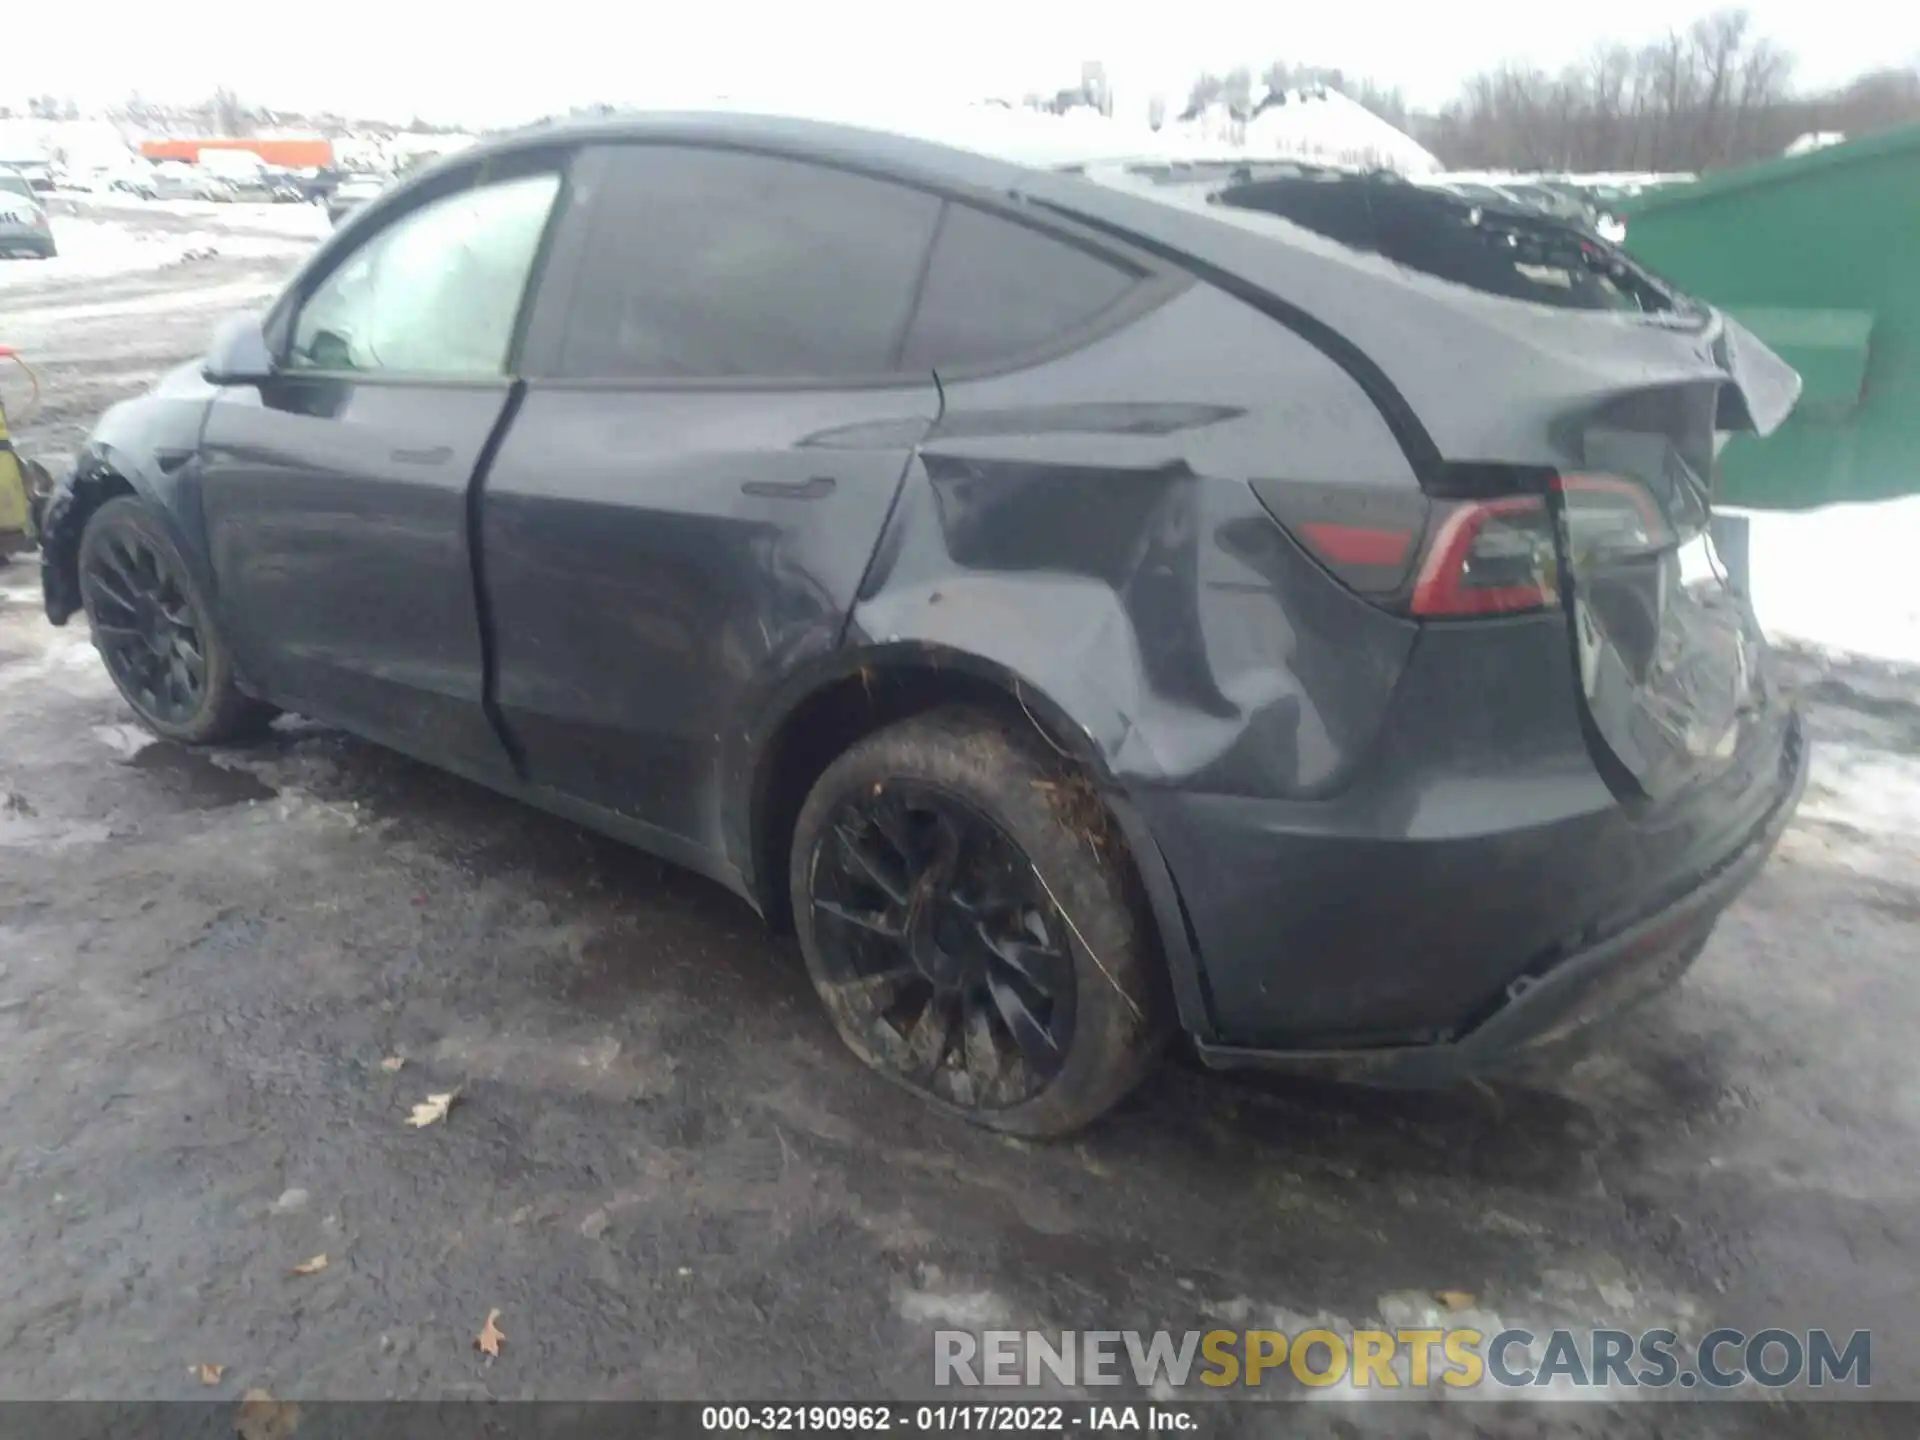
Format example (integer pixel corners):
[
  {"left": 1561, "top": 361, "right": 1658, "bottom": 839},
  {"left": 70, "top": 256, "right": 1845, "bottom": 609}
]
[
  {"left": 77, "top": 497, "right": 274, "bottom": 744},
  {"left": 792, "top": 708, "right": 1164, "bottom": 1137},
  {"left": 808, "top": 781, "right": 1078, "bottom": 1110},
  {"left": 84, "top": 523, "right": 208, "bottom": 727}
]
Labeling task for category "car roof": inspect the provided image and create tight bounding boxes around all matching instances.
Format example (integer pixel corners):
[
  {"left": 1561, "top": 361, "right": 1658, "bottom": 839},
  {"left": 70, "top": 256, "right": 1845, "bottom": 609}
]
[{"left": 431, "top": 110, "right": 1050, "bottom": 198}]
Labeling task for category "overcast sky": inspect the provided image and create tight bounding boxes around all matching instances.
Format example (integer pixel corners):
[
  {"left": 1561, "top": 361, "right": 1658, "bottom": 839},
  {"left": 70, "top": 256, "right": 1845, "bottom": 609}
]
[{"left": 11, "top": 0, "right": 1917, "bottom": 126}]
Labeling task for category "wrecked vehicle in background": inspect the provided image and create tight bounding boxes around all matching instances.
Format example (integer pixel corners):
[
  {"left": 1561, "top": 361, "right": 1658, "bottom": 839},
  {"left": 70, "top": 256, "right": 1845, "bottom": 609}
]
[{"left": 38, "top": 115, "right": 1807, "bottom": 1136}]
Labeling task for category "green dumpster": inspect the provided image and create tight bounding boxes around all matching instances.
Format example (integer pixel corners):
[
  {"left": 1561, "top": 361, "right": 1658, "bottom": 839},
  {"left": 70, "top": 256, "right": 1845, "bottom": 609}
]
[{"left": 1623, "top": 124, "right": 1920, "bottom": 511}]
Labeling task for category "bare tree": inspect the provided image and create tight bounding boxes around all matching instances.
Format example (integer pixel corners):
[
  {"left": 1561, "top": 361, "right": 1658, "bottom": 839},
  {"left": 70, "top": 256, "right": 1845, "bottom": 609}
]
[
  {"left": 212, "top": 87, "right": 249, "bottom": 136},
  {"left": 1423, "top": 8, "right": 1897, "bottom": 172}
]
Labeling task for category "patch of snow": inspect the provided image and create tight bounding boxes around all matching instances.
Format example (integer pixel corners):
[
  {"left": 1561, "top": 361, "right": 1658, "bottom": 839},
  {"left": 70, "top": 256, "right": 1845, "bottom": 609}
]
[
  {"left": 896, "top": 1277, "right": 1014, "bottom": 1328},
  {"left": 0, "top": 218, "right": 312, "bottom": 290},
  {"left": 1736, "top": 498, "right": 1920, "bottom": 666},
  {"left": 1785, "top": 132, "right": 1846, "bottom": 156},
  {"left": 92, "top": 723, "right": 156, "bottom": 760},
  {"left": 1800, "top": 742, "right": 1920, "bottom": 839},
  {"left": 1241, "top": 90, "right": 1439, "bottom": 175}
]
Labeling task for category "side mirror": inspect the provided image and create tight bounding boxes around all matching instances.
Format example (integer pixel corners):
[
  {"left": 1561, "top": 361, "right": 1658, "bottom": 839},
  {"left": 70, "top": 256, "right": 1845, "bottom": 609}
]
[{"left": 203, "top": 312, "right": 276, "bottom": 385}]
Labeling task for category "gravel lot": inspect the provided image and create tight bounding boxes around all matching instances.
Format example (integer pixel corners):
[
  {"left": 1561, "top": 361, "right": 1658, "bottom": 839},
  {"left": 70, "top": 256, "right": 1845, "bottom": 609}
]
[{"left": 3, "top": 199, "right": 1918, "bottom": 1433}]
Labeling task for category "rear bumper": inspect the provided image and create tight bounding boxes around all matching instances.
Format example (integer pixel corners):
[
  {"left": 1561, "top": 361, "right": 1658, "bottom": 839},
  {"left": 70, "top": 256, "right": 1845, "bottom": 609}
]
[{"left": 1190, "top": 708, "right": 1808, "bottom": 1084}]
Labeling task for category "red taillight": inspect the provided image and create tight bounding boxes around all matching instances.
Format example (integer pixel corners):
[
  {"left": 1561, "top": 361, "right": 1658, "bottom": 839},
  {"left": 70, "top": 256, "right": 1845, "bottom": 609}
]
[
  {"left": 1408, "top": 496, "right": 1558, "bottom": 617},
  {"left": 1254, "top": 471, "right": 1668, "bottom": 620},
  {"left": 1294, "top": 521, "right": 1412, "bottom": 569}
]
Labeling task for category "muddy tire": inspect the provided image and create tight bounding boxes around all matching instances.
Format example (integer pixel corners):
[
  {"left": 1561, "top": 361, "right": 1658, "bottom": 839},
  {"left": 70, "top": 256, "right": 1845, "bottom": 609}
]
[
  {"left": 791, "top": 707, "right": 1165, "bottom": 1138},
  {"left": 78, "top": 496, "right": 274, "bottom": 745}
]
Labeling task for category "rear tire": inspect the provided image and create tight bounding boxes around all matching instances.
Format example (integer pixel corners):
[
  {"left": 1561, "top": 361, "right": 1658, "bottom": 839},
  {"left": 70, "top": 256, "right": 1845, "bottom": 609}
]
[
  {"left": 791, "top": 707, "right": 1165, "bottom": 1138},
  {"left": 78, "top": 496, "right": 275, "bottom": 744}
]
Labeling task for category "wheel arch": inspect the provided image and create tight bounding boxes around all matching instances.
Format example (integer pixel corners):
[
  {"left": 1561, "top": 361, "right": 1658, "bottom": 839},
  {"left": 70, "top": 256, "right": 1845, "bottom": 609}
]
[
  {"left": 40, "top": 457, "right": 142, "bottom": 625},
  {"left": 739, "top": 643, "right": 1219, "bottom": 1042}
]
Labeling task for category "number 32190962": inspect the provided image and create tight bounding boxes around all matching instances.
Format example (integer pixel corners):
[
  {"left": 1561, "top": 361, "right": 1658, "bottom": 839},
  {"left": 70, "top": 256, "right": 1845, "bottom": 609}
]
[{"left": 700, "top": 1405, "right": 1070, "bottom": 1432}]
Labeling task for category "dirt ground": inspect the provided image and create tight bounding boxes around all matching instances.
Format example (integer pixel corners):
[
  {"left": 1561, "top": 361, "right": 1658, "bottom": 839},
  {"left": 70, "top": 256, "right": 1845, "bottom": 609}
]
[{"left": 3, "top": 199, "right": 1918, "bottom": 1432}]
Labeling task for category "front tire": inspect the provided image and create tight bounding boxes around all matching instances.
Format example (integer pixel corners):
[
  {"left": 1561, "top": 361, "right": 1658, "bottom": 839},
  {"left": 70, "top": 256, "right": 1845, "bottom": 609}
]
[
  {"left": 78, "top": 496, "right": 273, "bottom": 744},
  {"left": 792, "top": 707, "right": 1165, "bottom": 1138}
]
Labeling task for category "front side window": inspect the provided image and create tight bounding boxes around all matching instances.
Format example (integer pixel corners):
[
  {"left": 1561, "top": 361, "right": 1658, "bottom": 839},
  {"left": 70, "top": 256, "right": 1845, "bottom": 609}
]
[
  {"left": 288, "top": 171, "right": 560, "bottom": 378},
  {"left": 554, "top": 146, "right": 942, "bottom": 380}
]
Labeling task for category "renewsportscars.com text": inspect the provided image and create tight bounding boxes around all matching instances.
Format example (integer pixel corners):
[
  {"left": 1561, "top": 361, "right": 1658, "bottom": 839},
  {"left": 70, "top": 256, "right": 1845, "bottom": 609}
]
[{"left": 934, "top": 1327, "right": 1871, "bottom": 1391}]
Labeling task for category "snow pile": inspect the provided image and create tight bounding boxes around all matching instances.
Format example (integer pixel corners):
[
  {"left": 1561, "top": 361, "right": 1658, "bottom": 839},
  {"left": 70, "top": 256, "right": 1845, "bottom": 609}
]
[
  {"left": 747, "top": 96, "right": 1178, "bottom": 168},
  {"left": 1156, "top": 91, "right": 1438, "bottom": 175},
  {"left": 1241, "top": 89, "right": 1439, "bottom": 175},
  {"left": 1738, "top": 497, "right": 1920, "bottom": 666},
  {"left": 1785, "top": 132, "right": 1847, "bottom": 157},
  {"left": 683, "top": 94, "right": 1435, "bottom": 175}
]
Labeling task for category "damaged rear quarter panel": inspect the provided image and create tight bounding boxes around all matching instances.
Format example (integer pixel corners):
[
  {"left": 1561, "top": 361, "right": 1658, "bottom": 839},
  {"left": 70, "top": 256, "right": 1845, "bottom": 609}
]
[
  {"left": 41, "top": 362, "right": 222, "bottom": 625},
  {"left": 849, "top": 284, "right": 1422, "bottom": 803}
]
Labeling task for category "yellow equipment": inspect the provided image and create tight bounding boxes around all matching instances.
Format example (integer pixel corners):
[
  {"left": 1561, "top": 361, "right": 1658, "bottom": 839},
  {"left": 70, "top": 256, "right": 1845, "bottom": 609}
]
[{"left": 0, "top": 345, "right": 46, "bottom": 558}]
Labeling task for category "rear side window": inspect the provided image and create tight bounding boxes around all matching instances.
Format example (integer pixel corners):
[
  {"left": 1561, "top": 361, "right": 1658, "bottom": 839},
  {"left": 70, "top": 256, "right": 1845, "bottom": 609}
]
[
  {"left": 899, "top": 203, "right": 1141, "bottom": 371},
  {"left": 555, "top": 146, "right": 942, "bottom": 379}
]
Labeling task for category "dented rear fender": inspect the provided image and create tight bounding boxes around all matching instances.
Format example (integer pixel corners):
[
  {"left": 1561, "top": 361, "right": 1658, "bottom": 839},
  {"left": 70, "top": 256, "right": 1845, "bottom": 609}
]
[{"left": 845, "top": 452, "right": 1420, "bottom": 804}]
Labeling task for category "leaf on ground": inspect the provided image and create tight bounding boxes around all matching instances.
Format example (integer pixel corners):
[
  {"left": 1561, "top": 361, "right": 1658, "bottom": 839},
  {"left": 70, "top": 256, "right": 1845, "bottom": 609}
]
[
  {"left": 378, "top": 1055, "right": 405, "bottom": 1073},
  {"left": 191, "top": 1362, "right": 225, "bottom": 1385},
  {"left": 475, "top": 1307, "right": 505, "bottom": 1358},
  {"left": 1433, "top": 1289, "right": 1476, "bottom": 1311},
  {"left": 407, "top": 1090, "right": 458, "bottom": 1128},
  {"left": 236, "top": 1390, "right": 301, "bottom": 1440},
  {"left": 289, "top": 1253, "right": 328, "bottom": 1277}
]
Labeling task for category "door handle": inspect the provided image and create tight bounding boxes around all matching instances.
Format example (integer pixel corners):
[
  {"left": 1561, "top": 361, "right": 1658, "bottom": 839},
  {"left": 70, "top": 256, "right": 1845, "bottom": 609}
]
[
  {"left": 391, "top": 445, "right": 454, "bottom": 466},
  {"left": 742, "top": 475, "right": 836, "bottom": 500}
]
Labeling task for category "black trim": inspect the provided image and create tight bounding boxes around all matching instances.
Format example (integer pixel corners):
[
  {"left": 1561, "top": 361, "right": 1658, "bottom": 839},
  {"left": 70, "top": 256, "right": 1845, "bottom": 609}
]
[
  {"left": 888, "top": 199, "right": 950, "bottom": 372},
  {"left": 503, "top": 156, "right": 580, "bottom": 378},
  {"left": 466, "top": 381, "right": 530, "bottom": 778},
  {"left": 1104, "top": 791, "right": 1219, "bottom": 1041}
]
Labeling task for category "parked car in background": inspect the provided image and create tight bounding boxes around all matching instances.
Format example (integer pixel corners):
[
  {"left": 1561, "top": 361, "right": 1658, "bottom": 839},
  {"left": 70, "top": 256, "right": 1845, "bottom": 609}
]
[
  {"left": 224, "top": 167, "right": 308, "bottom": 203},
  {"left": 149, "top": 164, "right": 238, "bottom": 202},
  {"left": 325, "top": 172, "right": 388, "bottom": 225},
  {"left": 0, "top": 157, "right": 55, "bottom": 192},
  {"left": 72, "top": 168, "right": 158, "bottom": 200},
  {"left": 108, "top": 172, "right": 160, "bottom": 200},
  {"left": 39, "top": 115, "right": 1808, "bottom": 1136},
  {"left": 287, "top": 166, "right": 346, "bottom": 204},
  {"left": 0, "top": 169, "right": 56, "bottom": 258}
]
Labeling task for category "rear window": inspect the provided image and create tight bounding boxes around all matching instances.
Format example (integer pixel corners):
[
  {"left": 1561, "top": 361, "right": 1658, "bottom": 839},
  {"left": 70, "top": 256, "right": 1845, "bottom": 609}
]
[
  {"left": 1214, "top": 174, "right": 1674, "bottom": 312},
  {"left": 898, "top": 203, "right": 1142, "bottom": 371},
  {"left": 1092, "top": 165, "right": 1677, "bottom": 314}
]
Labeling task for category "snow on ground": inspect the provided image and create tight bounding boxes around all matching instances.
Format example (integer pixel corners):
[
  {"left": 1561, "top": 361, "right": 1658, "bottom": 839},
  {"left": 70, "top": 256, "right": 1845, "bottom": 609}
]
[
  {"left": 92, "top": 196, "right": 334, "bottom": 240},
  {"left": 1738, "top": 497, "right": 1920, "bottom": 666},
  {"left": 0, "top": 211, "right": 320, "bottom": 291},
  {"left": 1802, "top": 742, "right": 1920, "bottom": 839}
]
